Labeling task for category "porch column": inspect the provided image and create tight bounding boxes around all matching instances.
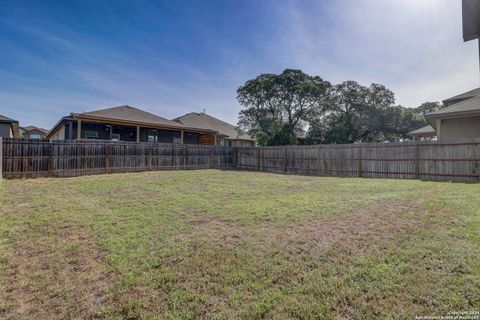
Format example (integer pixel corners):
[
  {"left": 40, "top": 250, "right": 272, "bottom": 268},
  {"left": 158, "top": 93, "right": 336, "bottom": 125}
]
[
  {"left": 68, "top": 121, "right": 73, "bottom": 140},
  {"left": 136, "top": 126, "right": 140, "bottom": 143},
  {"left": 214, "top": 133, "right": 217, "bottom": 145},
  {"left": 180, "top": 130, "right": 184, "bottom": 144},
  {"left": 77, "top": 119, "right": 82, "bottom": 140}
]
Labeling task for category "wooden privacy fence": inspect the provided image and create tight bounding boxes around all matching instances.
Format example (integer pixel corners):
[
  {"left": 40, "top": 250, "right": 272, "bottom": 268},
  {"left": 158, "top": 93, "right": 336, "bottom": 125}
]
[
  {"left": 235, "top": 139, "right": 480, "bottom": 182},
  {"left": 2, "top": 138, "right": 480, "bottom": 181},
  {"left": 1, "top": 138, "right": 235, "bottom": 179}
]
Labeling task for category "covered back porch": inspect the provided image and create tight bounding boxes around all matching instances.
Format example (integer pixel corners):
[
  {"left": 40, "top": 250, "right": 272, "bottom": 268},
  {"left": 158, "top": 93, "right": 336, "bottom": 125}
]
[{"left": 65, "top": 119, "right": 217, "bottom": 145}]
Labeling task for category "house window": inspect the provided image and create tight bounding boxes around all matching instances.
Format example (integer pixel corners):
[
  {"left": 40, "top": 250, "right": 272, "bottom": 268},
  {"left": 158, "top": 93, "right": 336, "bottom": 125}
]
[
  {"left": 173, "top": 132, "right": 182, "bottom": 144},
  {"left": 148, "top": 129, "right": 158, "bottom": 142},
  {"left": 227, "top": 140, "right": 232, "bottom": 147},
  {"left": 111, "top": 133, "right": 121, "bottom": 141},
  {"left": 30, "top": 134, "right": 41, "bottom": 139},
  {"left": 85, "top": 130, "right": 99, "bottom": 139}
]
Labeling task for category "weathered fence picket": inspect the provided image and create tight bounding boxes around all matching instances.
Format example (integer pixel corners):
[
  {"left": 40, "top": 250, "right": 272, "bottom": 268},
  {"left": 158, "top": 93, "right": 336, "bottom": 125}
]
[
  {"left": 235, "top": 139, "right": 480, "bottom": 182},
  {"left": 2, "top": 138, "right": 480, "bottom": 181},
  {"left": 1, "top": 139, "right": 235, "bottom": 179}
]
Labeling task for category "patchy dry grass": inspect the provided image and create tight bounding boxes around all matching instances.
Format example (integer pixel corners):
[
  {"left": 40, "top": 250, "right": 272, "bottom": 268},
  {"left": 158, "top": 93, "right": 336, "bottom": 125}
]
[{"left": 0, "top": 170, "right": 479, "bottom": 319}]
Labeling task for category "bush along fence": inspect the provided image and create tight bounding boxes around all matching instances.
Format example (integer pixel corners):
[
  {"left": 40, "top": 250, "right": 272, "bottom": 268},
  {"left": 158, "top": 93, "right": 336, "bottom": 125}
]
[
  {"left": 0, "top": 138, "right": 235, "bottom": 179},
  {"left": 1, "top": 138, "right": 480, "bottom": 181}
]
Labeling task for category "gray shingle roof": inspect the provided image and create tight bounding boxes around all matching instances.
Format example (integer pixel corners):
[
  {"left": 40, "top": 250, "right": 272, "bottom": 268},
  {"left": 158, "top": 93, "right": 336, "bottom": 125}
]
[
  {"left": 21, "top": 126, "right": 49, "bottom": 134},
  {"left": 408, "top": 125, "right": 436, "bottom": 136},
  {"left": 427, "top": 95, "right": 480, "bottom": 117},
  {"left": 77, "top": 105, "right": 184, "bottom": 128},
  {"left": 173, "top": 112, "right": 255, "bottom": 141},
  {"left": 442, "top": 87, "right": 480, "bottom": 106},
  {"left": 0, "top": 114, "right": 18, "bottom": 123}
]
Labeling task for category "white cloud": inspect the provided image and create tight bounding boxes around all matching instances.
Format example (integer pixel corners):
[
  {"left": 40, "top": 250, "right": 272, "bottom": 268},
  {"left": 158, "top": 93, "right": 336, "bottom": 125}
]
[{"left": 268, "top": 0, "right": 479, "bottom": 106}]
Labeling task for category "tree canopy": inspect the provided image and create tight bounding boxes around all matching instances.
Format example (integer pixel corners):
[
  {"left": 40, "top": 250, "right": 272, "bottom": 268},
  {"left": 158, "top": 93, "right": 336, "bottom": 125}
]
[
  {"left": 236, "top": 69, "right": 330, "bottom": 145},
  {"left": 237, "top": 69, "right": 441, "bottom": 145},
  {"left": 307, "top": 81, "right": 429, "bottom": 144}
]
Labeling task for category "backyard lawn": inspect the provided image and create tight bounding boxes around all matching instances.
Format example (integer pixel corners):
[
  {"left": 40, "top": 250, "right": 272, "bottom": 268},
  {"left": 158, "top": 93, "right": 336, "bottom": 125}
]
[{"left": 0, "top": 170, "right": 479, "bottom": 319}]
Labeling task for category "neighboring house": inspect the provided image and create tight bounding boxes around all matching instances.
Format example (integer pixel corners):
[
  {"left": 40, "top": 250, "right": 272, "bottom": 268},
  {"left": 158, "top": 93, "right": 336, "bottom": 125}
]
[
  {"left": 20, "top": 126, "right": 49, "bottom": 139},
  {"left": 424, "top": 88, "right": 480, "bottom": 140},
  {"left": 295, "top": 129, "right": 307, "bottom": 145},
  {"left": 407, "top": 125, "right": 437, "bottom": 141},
  {"left": 173, "top": 112, "right": 256, "bottom": 147},
  {"left": 0, "top": 114, "right": 19, "bottom": 138},
  {"left": 46, "top": 105, "right": 218, "bottom": 145},
  {"left": 463, "top": 0, "right": 480, "bottom": 64}
]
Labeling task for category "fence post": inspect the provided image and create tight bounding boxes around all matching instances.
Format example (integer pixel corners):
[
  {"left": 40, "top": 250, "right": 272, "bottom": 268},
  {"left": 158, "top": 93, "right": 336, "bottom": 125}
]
[
  {"left": 183, "top": 146, "right": 187, "bottom": 169},
  {"left": 415, "top": 143, "right": 420, "bottom": 179},
  {"left": 0, "top": 137, "right": 2, "bottom": 181},
  {"left": 234, "top": 147, "right": 238, "bottom": 168},
  {"left": 317, "top": 147, "right": 321, "bottom": 176},
  {"left": 148, "top": 146, "right": 152, "bottom": 170},
  {"left": 104, "top": 143, "right": 110, "bottom": 174},
  {"left": 284, "top": 147, "right": 288, "bottom": 173},
  {"left": 256, "top": 148, "right": 260, "bottom": 171},
  {"left": 210, "top": 147, "right": 214, "bottom": 169},
  {"left": 358, "top": 145, "right": 363, "bottom": 177},
  {"left": 48, "top": 141, "right": 54, "bottom": 177}
]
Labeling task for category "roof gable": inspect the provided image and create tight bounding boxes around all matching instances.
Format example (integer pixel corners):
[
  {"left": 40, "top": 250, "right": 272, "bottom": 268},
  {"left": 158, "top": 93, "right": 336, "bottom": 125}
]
[
  {"left": 22, "top": 126, "right": 49, "bottom": 134},
  {"left": 408, "top": 125, "right": 436, "bottom": 136},
  {"left": 0, "top": 114, "right": 18, "bottom": 123},
  {"left": 443, "top": 87, "right": 480, "bottom": 106},
  {"left": 77, "top": 105, "right": 183, "bottom": 128},
  {"left": 174, "top": 113, "right": 254, "bottom": 141},
  {"left": 427, "top": 95, "right": 480, "bottom": 119}
]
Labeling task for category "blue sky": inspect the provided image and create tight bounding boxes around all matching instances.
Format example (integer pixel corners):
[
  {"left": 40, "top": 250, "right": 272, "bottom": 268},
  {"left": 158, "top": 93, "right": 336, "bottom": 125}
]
[{"left": 0, "top": 0, "right": 478, "bottom": 129}]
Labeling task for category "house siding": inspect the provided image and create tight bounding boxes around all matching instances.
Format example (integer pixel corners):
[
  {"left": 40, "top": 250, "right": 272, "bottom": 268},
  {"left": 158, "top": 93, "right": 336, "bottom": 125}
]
[
  {"left": 54, "top": 125, "right": 65, "bottom": 140},
  {"left": 0, "top": 123, "right": 12, "bottom": 138},
  {"left": 438, "top": 116, "right": 480, "bottom": 140}
]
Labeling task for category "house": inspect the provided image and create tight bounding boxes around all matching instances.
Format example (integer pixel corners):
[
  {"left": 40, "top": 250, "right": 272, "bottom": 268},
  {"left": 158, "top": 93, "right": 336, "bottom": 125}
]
[
  {"left": 20, "top": 126, "right": 49, "bottom": 139},
  {"left": 0, "top": 114, "right": 19, "bottom": 138},
  {"left": 173, "top": 112, "right": 256, "bottom": 147},
  {"left": 424, "top": 88, "right": 480, "bottom": 140},
  {"left": 295, "top": 129, "right": 307, "bottom": 145},
  {"left": 46, "top": 105, "right": 219, "bottom": 144},
  {"left": 463, "top": 0, "right": 480, "bottom": 60},
  {"left": 407, "top": 125, "right": 436, "bottom": 141}
]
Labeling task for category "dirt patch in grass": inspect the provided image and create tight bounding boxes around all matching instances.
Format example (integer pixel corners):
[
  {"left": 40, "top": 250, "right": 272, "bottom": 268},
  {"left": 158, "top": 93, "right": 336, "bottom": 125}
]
[
  {"left": 275, "top": 199, "right": 426, "bottom": 257},
  {"left": 177, "top": 195, "right": 431, "bottom": 258},
  {"left": 0, "top": 224, "right": 112, "bottom": 319},
  {"left": 163, "top": 193, "right": 457, "bottom": 318}
]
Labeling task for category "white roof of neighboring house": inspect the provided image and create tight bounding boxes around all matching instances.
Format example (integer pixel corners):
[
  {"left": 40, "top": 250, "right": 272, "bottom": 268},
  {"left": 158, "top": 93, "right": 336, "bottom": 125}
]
[{"left": 408, "top": 125, "right": 436, "bottom": 136}]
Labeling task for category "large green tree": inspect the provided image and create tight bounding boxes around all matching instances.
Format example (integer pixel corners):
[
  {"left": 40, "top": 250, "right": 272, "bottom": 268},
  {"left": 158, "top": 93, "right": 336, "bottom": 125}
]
[
  {"left": 307, "top": 81, "right": 435, "bottom": 144},
  {"left": 307, "top": 81, "right": 398, "bottom": 144},
  {"left": 236, "top": 69, "right": 330, "bottom": 146},
  {"left": 414, "top": 101, "right": 442, "bottom": 115}
]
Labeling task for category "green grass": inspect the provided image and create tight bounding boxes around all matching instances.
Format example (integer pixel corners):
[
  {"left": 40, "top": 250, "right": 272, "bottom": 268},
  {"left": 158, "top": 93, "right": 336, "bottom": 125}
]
[{"left": 0, "top": 170, "right": 479, "bottom": 319}]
